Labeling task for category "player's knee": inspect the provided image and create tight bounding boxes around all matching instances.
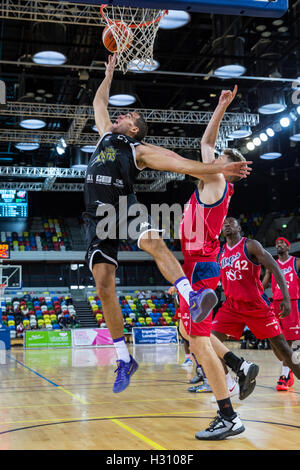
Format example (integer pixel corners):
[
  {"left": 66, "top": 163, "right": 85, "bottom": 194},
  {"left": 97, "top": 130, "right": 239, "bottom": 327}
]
[
  {"left": 271, "top": 335, "right": 291, "bottom": 358},
  {"left": 95, "top": 277, "right": 115, "bottom": 300}
]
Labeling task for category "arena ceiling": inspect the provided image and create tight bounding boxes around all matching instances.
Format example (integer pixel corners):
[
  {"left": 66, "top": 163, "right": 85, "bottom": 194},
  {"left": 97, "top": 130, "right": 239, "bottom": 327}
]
[{"left": 0, "top": 0, "right": 300, "bottom": 210}]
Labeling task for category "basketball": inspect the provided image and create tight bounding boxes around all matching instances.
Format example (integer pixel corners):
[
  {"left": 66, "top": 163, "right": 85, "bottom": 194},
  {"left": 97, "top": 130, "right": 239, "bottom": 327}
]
[{"left": 102, "top": 23, "right": 133, "bottom": 53}]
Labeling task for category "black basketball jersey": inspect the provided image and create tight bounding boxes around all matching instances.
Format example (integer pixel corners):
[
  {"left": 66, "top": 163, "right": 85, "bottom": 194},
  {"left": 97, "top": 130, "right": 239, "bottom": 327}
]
[{"left": 84, "top": 132, "right": 143, "bottom": 216}]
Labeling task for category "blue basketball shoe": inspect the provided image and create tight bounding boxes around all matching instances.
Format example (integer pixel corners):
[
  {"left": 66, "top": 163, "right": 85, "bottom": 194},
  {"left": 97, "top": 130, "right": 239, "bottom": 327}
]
[
  {"left": 189, "top": 288, "right": 218, "bottom": 323},
  {"left": 113, "top": 355, "right": 139, "bottom": 393}
]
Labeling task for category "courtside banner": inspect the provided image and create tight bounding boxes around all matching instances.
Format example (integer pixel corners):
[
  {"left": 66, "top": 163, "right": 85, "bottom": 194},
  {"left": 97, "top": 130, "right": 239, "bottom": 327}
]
[
  {"left": 133, "top": 326, "right": 178, "bottom": 345},
  {"left": 72, "top": 328, "right": 114, "bottom": 347},
  {"left": 24, "top": 330, "right": 71, "bottom": 348}
]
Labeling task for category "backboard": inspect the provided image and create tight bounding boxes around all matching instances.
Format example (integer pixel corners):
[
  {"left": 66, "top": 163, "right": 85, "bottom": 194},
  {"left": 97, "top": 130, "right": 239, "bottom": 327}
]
[{"left": 66, "top": 0, "right": 288, "bottom": 17}]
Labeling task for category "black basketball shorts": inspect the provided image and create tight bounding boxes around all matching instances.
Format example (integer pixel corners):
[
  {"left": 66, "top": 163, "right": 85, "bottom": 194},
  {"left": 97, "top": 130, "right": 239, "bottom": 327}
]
[{"left": 83, "top": 193, "right": 163, "bottom": 271}]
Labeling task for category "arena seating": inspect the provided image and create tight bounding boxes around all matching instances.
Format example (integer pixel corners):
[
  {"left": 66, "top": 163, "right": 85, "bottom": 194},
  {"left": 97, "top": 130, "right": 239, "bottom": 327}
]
[
  {"left": 0, "top": 217, "right": 72, "bottom": 252},
  {"left": 88, "top": 290, "right": 177, "bottom": 332},
  {"left": 1, "top": 293, "right": 80, "bottom": 338}
]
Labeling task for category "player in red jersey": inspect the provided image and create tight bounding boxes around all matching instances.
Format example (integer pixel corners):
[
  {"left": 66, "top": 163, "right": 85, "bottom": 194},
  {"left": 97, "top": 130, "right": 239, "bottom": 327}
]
[
  {"left": 176, "top": 86, "right": 255, "bottom": 440},
  {"left": 211, "top": 218, "right": 300, "bottom": 393},
  {"left": 262, "top": 237, "right": 300, "bottom": 391}
]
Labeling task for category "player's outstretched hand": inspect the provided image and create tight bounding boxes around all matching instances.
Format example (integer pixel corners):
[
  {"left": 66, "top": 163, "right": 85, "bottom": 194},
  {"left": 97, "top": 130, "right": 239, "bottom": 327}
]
[
  {"left": 219, "top": 160, "right": 253, "bottom": 179},
  {"left": 105, "top": 54, "right": 117, "bottom": 76},
  {"left": 279, "top": 298, "right": 291, "bottom": 318},
  {"left": 219, "top": 85, "right": 238, "bottom": 108}
]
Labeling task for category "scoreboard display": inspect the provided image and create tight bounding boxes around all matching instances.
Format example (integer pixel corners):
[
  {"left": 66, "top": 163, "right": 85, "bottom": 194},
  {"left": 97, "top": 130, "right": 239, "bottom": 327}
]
[{"left": 0, "top": 190, "right": 28, "bottom": 218}]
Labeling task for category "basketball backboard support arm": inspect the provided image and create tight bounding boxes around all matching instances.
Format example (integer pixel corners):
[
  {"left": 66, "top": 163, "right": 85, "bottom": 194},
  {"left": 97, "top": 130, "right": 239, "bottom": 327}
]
[{"left": 65, "top": 0, "right": 288, "bottom": 18}]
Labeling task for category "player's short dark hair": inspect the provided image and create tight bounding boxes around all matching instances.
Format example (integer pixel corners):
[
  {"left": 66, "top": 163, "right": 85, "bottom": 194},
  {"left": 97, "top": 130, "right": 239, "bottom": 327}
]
[
  {"left": 223, "top": 148, "right": 245, "bottom": 163},
  {"left": 134, "top": 114, "right": 148, "bottom": 141},
  {"left": 222, "top": 148, "right": 246, "bottom": 183}
]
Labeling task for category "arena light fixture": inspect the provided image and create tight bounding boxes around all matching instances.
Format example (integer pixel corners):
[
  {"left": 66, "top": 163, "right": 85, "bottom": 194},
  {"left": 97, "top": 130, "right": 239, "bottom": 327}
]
[
  {"left": 20, "top": 119, "right": 46, "bottom": 129},
  {"left": 15, "top": 142, "right": 40, "bottom": 151},
  {"left": 253, "top": 137, "right": 262, "bottom": 146},
  {"left": 228, "top": 126, "right": 252, "bottom": 139},
  {"left": 81, "top": 145, "right": 96, "bottom": 153},
  {"left": 259, "top": 132, "right": 268, "bottom": 142},
  {"left": 297, "top": 106, "right": 300, "bottom": 115},
  {"left": 108, "top": 94, "right": 136, "bottom": 106},
  {"left": 258, "top": 90, "right": 286, "bottom": 115},
  {"left": 280, "top": 117, "right": 291, "bottom": 128},
  {"left": 246, "top": 142, "right": 255, "bottom": 151},
  {"left": 127, "top": 59, "right": 160, "bottom": 73},
  {"left": 159, "top": 10, "right": 190, "bottom": 29},
  {"left": 33, "top": 50, "right": 67, "bottom": 65},
  {"left": 214, "top": 64, "right": 246, "bottom": 79},
  {"left": 290, "top": 133, "right": 300, "bottom": 142},
  {"left": 266, "top": 127, "right": 275, "bottom": 137},
  {"left": 92, "top": 124, "right": 98, "bottom": 132},
  {"left": 260, "top": 152, "right": 282, "bottom": 160}
]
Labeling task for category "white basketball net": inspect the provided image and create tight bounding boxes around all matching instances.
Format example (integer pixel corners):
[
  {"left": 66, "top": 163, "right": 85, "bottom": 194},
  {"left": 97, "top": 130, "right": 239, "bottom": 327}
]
[
  {"left": 0, "top": 284, "right": 6, "bottom": 300},
  {"left": 100, "top": 5, "right": 168, "bottom": 74}
]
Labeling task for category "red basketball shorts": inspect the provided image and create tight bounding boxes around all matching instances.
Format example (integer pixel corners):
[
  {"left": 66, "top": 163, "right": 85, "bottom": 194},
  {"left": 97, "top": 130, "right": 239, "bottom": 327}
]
[
  {"left": 179, "top": 259, "right": 220, "bottom": 337},
  {"left": 273, "top": 299, "right": 300, "bottom": 341},
  {"left": 211, "top": 297, "right": 283, "bottom": 340}
]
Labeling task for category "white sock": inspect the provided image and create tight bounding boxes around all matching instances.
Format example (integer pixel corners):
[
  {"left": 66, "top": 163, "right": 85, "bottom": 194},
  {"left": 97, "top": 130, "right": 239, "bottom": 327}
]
[
  {"left": 113, "top": 337, "right": 131, "bottom": 363},
  {"left": 225, "top": 373, "right": 236, "bottom": 390},
  {"left": 174, "top": 276, "right": 193, "bottom": 305},
  {"left": 282, "top": 365, "right": 290, "bottom": 378}
]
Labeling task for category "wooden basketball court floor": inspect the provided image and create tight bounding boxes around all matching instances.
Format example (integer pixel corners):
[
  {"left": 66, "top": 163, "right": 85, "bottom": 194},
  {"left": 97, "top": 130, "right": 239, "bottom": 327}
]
[{"left": 0, "top": 342, "right": 299, "bottom": 450}]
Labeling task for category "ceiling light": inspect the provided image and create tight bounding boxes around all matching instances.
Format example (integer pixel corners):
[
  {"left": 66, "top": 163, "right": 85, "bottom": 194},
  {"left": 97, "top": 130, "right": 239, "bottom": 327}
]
[
  {"left": 278, "top": 26, "right": 288, "bottom": 33},
  {"left": 272, "top": 19, "right": 284, "bottom": 26},
  {"left": 258, "top": 91, "right": 286, "bottom": 115},
  {"left": 290, "top": 133, "right": 300, "bottom": 142},
  {"left": 159, "top": 10, "right": 190, "bottom": 29},
  {"left": 20, "top": 119, "right": 46, "bottom": 129},
  {"left": 185, "top": 101, "right": 194, "bottom": 106},
  {"left": 296, "top": 105, "right": 300, "bottom": 115},
  {"left": 280, "top": 117, "right": 291, "bottom": 127},
  {"left": 258, "top": 103, "right": 286, "bottom": 114},
  {"left": 81, "top": 145, "right": 96, "bottom": 153},
  {"left": 108, "top": 94, "right": 136, "bottom": 106},
  {"left": 127, "top": 59, "right": 159, "bottom": 73},
  {"left": 259, "top": 132, "right": 268, "bottom": 142},
  {"left": 228, "top": 126, "right": 252, "bottom": 139},
  {"left": 261, "top": 31, "right": 272, "bottom": 38},
  {"left": 92, "top": 124, "right": 98, "bottom": 132},
  {"left": 15, "top": 143, "right": 40, "bottom": 151},
  {"left": 260, "top": 152, "right": 282, "bottom": 160},
  {"left": 253, "top": 137, "right": 261, "bottom": 146},
  {"left": 197, "top": 98, "right": 205, "bottom": 104},
  {"left": 289, "top": 111, "right": 298, "bottom": 121},
  {"left": 256, "top": 25, "right": 267, "bottom": 32},
  {"left": 33, "top": 50, "right": 66, "bottom": 65},
  {"left": 246, "top": 142, "right": 255, "bottom": 151},
  {"left": 37, "top": 89, "right": 45, "bottom": 94},
  {"left": 266, "top": 127, "right": 275, "bottom": 137},
  {"left": 72, "top": 164, "right": 87, "bottom": 170},
  {"left": 214, "top": 64, "right": 246, "bottom": 79}
]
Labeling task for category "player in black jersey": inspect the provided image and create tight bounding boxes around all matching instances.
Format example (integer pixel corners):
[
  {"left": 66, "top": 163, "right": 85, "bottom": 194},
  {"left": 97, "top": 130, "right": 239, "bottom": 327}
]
[{"left": 84, "top": 54, "right": 252, "bottom": 393}]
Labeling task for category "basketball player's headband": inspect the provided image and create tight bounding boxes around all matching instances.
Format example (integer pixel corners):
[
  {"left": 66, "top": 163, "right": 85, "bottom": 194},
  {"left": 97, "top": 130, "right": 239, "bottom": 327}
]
[{"left": 275, "top": 237, "right": 290, "bottom": 247}]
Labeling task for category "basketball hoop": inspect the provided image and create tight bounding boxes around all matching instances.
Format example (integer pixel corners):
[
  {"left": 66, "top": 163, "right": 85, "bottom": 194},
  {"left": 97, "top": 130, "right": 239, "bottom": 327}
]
[
  {"left": 0, "top": 284, "right": 6, "bottom": 299},
  {"left": 100, "top": 4, "right": 168, "bottom": 73}
]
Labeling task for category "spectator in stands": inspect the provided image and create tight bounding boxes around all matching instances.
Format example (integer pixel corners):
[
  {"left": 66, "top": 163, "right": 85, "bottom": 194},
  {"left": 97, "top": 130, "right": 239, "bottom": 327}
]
[{"left": 16, "top": 322, "right": 25, "bottom": 338}]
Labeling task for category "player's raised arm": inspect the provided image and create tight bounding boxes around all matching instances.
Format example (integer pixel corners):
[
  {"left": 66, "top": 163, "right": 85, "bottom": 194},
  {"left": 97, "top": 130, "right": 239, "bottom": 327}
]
[
  {"left": 246, "top": 239, "right": 291, "bottom": 318},
  {"left": 93, "top": 54, "right": 116, "bottom": 136},
  {"left": 135, "top": 143, "right": 252, "bottom": 179},
  {"left": 201, "top": 85, "right": 238, "bottom": 164}
]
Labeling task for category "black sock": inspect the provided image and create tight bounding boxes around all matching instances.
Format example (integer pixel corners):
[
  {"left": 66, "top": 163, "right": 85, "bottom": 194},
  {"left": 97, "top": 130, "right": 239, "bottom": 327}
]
[
  {"left": 217, "top": 397, "right": 235, "bottom": 419},
  {"left": 223, "top": 352, "right": 243, "bottom": 374}
]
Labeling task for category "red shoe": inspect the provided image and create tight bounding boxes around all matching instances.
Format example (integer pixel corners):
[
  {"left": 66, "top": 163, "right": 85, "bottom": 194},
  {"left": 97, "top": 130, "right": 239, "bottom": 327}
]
[
  {"left": 276, "top": 375, "right": 289, "bottom": 391},
  {"left": 287, "top": 371, "right": 294, "bottom": 387}
]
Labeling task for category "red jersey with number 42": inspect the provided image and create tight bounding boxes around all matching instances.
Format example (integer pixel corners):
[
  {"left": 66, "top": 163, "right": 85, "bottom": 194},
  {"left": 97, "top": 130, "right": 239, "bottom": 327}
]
[
  {"left": 180, "top": 181, "right": 234, "bottom": 262},
  {"left": 271, "top": 256, "right": 300, "bottom": 300},
  {"left": 219, "top": 237, "right": 265, "bottom": 303}
]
